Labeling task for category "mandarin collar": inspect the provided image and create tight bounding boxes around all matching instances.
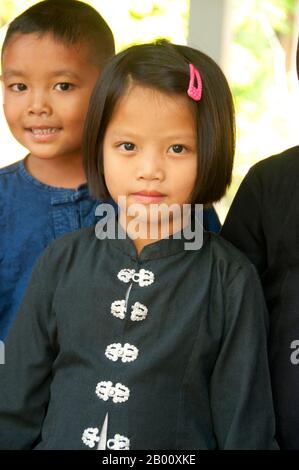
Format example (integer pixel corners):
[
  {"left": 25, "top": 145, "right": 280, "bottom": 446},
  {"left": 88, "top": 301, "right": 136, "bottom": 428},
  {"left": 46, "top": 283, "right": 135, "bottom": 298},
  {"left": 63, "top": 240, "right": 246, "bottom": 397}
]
[{"left": 101, "top": 219, "right": 205, "bottom": 261}]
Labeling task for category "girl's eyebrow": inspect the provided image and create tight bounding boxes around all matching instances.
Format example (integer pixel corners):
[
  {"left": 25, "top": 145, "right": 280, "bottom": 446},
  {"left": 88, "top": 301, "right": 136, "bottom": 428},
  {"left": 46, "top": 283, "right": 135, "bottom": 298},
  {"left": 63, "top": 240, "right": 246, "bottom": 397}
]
[
  {"left": 109, "top": 129, "right": 196, "bottom": 140},
  {"left": 109, "top": 129, "right": 137, "bottom": 136}
]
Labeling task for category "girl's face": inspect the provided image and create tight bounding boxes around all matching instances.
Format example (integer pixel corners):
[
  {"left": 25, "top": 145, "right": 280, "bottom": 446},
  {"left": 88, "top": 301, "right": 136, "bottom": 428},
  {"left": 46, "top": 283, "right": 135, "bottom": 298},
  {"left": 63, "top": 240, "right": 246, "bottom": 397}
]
[{"left": 103, "top": 84, "right": 197, "bottom": 235}]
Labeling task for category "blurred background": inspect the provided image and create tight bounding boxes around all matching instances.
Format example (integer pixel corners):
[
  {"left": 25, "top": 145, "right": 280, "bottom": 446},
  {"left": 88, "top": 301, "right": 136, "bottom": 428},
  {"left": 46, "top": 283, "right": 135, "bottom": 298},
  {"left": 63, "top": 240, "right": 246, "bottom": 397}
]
[{"left": 1, "top": 0, "right": 298, "bottom": 221}]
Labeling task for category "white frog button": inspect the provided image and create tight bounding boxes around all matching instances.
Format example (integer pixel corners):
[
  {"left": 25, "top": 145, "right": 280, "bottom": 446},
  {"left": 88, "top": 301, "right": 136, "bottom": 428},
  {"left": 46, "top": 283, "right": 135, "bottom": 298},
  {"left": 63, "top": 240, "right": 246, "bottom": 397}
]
[
  {"left": 95, "top": 381, "right": 130, "bottom": 403},
  {"left": 105, "top": 343, "right": 139, "bottom": 363},
  {"left": 117, "top": 268, "right": 154, "bottom": 287}
]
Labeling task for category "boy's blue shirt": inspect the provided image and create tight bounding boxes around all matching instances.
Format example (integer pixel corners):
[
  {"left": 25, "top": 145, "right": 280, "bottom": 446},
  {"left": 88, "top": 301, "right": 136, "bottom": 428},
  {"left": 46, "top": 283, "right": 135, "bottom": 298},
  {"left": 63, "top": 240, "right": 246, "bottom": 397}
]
[
  {"left": 0, "top": 159, "right": 221, "bottom": 340},
  {"left": 203, "top": 206, "right": 221, "bottom": 234},
  {"left": 0, "top": 159, "right": 101, "bottom": 340}
]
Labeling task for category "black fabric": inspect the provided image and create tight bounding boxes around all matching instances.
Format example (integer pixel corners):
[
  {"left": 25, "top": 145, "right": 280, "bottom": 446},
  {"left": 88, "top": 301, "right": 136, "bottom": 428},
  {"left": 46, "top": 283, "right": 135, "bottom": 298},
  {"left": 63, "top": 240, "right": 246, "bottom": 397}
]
[
  {"left": 222, "top": 146, "right": 299, "bottom": 449},
  {"left": 0, "top": 227, "right": 277, "bottom": 449}
]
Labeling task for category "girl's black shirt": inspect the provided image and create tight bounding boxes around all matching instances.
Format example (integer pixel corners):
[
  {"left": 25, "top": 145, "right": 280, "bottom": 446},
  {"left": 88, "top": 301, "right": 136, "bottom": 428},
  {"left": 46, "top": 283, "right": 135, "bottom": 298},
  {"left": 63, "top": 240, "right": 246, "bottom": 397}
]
[{"left": 0, "top": 225, "right": 277, "bottom": 449}]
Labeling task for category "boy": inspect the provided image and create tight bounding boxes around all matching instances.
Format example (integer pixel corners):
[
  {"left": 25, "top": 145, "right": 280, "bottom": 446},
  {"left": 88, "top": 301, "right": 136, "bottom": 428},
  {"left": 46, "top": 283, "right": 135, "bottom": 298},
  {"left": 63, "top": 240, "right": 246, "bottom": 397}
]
[
  {"left": 0, "top": 0, "right": 115, "bottom": 340},
  {"left": 221, "top": 39, "right": 299, "bottom": 449}
]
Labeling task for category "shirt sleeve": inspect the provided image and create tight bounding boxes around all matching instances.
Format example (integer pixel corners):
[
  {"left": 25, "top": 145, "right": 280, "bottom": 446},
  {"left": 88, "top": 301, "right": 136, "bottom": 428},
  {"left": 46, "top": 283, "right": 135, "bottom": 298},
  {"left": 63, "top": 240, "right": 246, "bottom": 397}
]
[
  {"left": 0, "top": 247, "right": 58, "bottom": 449},
  {"left": 210, "top": 261, "right": 278, "bottom": 449},
  {"left": 221, "top": 168, "right": 267, "bottom": 275}
]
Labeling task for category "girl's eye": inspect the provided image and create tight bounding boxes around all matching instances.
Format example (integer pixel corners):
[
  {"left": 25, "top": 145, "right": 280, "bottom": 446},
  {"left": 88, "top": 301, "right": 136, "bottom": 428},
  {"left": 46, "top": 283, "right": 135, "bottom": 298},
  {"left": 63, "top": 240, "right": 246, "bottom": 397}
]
[
  {"left": 169, "top": 144, "right": 186, "bottom": 154},
  {"left": 120, "top": 142, "right": 136, "bottom": 151},
  {"left": 55, "top": 83, "right": 74, "bottom": 91},
  {"left": 9, "top": 83, "right": 27, "bottom": 92}
]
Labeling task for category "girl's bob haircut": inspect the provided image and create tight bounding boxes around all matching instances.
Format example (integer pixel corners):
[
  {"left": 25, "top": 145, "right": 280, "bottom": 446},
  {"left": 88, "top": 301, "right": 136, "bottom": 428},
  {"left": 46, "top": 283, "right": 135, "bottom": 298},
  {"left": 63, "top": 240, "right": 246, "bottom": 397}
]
[{"left": 83, "top": 40, "right": 235, "bottom": 204}]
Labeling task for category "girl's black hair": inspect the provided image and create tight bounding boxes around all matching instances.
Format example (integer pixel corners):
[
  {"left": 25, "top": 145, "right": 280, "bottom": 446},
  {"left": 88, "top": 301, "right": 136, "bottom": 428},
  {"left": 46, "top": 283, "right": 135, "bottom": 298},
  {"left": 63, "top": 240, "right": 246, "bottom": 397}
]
[
  {"left": 1, "top": 0, "right": 115, "bottom": 67},
  {"left": 84, "top": 40, "right": 235, "bottom": 204}
]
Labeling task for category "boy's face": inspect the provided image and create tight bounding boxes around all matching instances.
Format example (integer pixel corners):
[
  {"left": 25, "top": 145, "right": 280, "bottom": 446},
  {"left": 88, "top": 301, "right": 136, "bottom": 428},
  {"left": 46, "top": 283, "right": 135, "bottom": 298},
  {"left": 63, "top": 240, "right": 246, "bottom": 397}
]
[{"left": 1, "top": 33, "right": 99, "bottom": 163}]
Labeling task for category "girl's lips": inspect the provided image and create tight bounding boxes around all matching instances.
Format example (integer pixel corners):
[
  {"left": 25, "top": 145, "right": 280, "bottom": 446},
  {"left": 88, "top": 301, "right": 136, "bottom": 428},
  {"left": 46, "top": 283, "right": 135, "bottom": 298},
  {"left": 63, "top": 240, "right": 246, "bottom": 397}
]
[{"left": 131, "top": 192, "right": 166, "bottom": 204}]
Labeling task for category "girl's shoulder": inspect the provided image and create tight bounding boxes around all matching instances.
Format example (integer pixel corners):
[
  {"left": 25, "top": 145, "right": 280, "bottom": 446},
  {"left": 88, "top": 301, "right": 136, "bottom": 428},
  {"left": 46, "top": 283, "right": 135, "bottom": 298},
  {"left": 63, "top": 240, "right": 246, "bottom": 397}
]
[
  {"left": 37, "top": 226, "right": 97, "bottom": 267},
  {"left": 38, "top": 227, "right": 259, "bottom": 288},
  {"left": 203, "top": 231, "right": 259, "bottom": 283},
  {"left": 49, "top": 225, "right": 95, "bottom": 249}
]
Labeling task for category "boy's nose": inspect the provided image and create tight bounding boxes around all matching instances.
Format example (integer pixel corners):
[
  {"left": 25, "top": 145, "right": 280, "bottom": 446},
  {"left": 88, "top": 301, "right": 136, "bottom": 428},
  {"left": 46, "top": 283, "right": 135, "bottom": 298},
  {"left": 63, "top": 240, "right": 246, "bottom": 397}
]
[{"left": 27, "top": 93, "right": 52, "bottom": 116}]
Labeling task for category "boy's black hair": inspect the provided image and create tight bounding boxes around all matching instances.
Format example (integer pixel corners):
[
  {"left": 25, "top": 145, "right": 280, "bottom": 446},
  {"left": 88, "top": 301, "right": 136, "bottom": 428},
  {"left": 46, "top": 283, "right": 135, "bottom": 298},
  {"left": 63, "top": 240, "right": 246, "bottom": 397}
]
[
  {"left": 83, "top": 40, "right": 235, "bottom": 205},
  {"left": 1, "top": 0, "right": 115, "bottom": 67}
]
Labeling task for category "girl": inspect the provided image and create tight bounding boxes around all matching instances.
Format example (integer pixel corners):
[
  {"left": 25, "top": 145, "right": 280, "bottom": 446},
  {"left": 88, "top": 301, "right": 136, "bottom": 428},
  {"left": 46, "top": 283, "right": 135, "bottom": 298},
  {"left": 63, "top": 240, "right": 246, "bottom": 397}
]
[{"left": 0, "top": 41, "right": 278, "bottom": 450}]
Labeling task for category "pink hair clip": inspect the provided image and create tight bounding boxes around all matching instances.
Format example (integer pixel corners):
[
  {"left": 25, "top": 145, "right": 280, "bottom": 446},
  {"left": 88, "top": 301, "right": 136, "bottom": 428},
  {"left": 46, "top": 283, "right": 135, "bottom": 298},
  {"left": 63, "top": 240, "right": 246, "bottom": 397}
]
[{"left": 187, "top": 63, "right": 202, "bottom": 101}]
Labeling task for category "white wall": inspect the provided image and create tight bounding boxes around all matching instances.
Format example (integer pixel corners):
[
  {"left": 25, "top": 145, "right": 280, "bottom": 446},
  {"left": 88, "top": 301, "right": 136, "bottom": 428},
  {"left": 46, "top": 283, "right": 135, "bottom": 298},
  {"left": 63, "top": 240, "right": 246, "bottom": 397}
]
[{"left": 188, "top": 0, "right": 232, "bottom": 70}]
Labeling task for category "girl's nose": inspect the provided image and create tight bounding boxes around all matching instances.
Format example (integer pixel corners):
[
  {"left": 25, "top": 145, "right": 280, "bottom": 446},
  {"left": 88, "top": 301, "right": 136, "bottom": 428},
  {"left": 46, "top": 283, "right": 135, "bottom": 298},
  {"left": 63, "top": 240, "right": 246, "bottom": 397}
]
[{"left": 136, "top": 152, "right": 165, "bottom": 181}]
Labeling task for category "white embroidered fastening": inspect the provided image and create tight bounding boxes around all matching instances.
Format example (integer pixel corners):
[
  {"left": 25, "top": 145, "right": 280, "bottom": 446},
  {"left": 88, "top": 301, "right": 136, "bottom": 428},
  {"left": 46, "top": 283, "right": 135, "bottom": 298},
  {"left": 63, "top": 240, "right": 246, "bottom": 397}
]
[
  {"left": 105, "top": 343, "right": 139, "bottom": 363},
  {"left": 117, "top": 269, "right": 135, "bottom": 283},
  {"left": 82, "top": 427, "right": 130, "bottom": 450},
  {"left": 130, "top": 302, "right": 148, "bottom": 321},
  {"left": 107, "top": 434, "right": 130, "bottom": 450},
  {"left": 95, "top": 381, "right": 130, "bottom": 403},
  {"left": 111, "top": 300, "right": 126, "bottom": 319},
  {"left": 82, "top": 427, "right": 100, "bottom": 448},
  {"left": 111, "top": 300, "right": 148, "bottom": 321},
  {"left": 117, "top": 268, "right": 155, "bottom": 287},
  {"left": 133, "top": 268, "right": 155, "bottom": 286}
]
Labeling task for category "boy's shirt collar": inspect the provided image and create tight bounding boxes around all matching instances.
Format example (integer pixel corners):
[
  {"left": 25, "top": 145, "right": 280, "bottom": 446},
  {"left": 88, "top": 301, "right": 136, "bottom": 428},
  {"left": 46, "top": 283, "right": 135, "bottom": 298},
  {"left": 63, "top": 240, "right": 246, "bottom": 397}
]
[{"left": 18, "top": 157, "right": 91, "bottom": 204}]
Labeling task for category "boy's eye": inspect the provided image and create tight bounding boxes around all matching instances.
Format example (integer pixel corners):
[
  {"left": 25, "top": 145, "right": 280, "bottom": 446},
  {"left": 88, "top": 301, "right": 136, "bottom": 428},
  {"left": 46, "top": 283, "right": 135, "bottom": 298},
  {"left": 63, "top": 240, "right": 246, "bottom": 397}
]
[
  {"left": 54, "top": 82, "right": 74, "bottom": 91},
  {"left": 9, "top": 83, "right": 27, "bottom": 92},
  {"left": 169, "top": 144, "right": 186, "bottom": 154},
  {"left": 119, "top": 142, "right": 136, "bottom": 151}
]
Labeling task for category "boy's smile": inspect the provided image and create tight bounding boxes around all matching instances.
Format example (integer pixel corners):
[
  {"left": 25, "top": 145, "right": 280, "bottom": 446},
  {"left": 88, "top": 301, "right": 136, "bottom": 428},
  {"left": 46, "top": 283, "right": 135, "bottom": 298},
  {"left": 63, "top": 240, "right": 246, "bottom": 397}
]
[
  {"left": 25, "top": 127, "right": 62, "bottom": 142},
  {"left": 1, "top": 33, "right": 99, "bottom": 168}
]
